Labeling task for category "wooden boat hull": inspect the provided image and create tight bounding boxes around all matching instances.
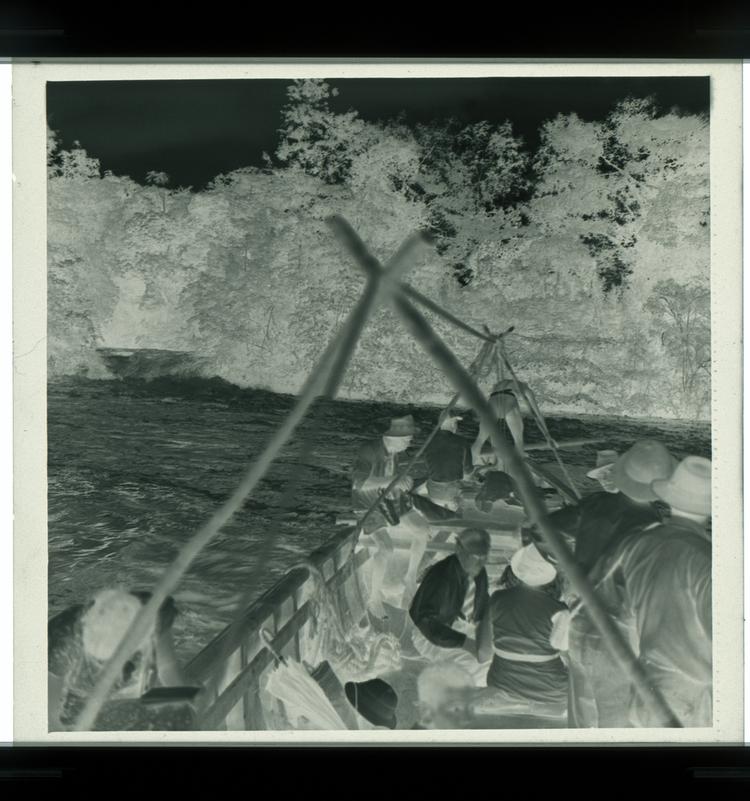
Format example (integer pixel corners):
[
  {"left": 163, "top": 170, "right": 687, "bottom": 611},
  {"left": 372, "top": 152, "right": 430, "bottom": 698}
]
[{"left": 184, "top": 499, "right": 564, "bottom": 730}]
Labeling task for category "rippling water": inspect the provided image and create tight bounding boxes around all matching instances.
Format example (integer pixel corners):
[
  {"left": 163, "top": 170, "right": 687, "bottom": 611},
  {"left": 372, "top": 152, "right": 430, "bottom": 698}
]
[{"left": 48, "top": 376, "right": 711, "bottom": 663}]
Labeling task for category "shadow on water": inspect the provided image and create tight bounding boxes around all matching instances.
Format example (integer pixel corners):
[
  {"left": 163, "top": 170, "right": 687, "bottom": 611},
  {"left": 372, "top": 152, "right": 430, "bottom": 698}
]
[{"left": 48, "top": 376, "right": 711, "bottom": 662}]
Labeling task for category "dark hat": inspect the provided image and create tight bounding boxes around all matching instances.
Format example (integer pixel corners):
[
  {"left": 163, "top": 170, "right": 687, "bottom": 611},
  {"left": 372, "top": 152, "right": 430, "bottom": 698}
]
[
  {"left": 344, "top": 679, "right": 398, "bottom": 729},
  {"left": 384, "top": 415, "right": 417, "bottom": 437},
  {"left": 475, "top": 471, "right": 515, "bottom": 507}
]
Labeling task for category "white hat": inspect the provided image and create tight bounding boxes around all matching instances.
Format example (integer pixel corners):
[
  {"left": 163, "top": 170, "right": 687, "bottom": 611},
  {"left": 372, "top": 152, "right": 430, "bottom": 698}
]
[
  {"left": 611, "top": 440, "right": 677, "bottom": 502},
  {"left": 651, "top": 455, "right": 711, "bottom": 516},
  {"left": 510, "top": 544, "right": 557, "bottom": 587},
  {"left": 81, "top": 589, "right": 148, "bottom": 661}
]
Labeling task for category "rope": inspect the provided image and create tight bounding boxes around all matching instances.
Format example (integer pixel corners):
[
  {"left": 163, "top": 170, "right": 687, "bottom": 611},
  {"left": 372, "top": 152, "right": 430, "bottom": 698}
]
[
  {"left": 402, "top": 283, "right": 495, "bottom": 343},
  {"left": 497, "top": 339, "right": 582, "bottom": 501}
]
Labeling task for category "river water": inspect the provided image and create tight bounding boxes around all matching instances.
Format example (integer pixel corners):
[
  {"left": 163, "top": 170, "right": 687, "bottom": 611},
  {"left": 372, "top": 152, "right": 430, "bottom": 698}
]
[{"left": 48, "top": 376, "right": 711, "bottom": 663}]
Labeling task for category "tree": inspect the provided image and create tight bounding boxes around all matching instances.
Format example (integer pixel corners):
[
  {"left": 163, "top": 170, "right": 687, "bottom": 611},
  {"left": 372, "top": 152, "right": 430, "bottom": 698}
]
[
  {"left": 276, "top": 80, "right": 375, "bottom": 184},
  {"left": 412, "top": 118, "right": 529, "bottom": 286},
  {"left": 145, "top": 170, "right": 171, "bottom": 213},
  {"left": 645, "top": 279, "right": 710, "bottom": 418}
]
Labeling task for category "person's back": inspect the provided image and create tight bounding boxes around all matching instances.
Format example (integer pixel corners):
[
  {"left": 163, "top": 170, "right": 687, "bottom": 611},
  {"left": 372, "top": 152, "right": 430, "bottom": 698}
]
[
  {"left": 588, "top": 518, "right": 711, "bottom": 727},
  {"left": 487, "top": 585, "right": 568, "bottom": 705},
  {"left": 541, "top": 490, "right": 662, "bottom": 573},
  {"left": 424, "top": 430, "right": 472, "bottom": 484}
]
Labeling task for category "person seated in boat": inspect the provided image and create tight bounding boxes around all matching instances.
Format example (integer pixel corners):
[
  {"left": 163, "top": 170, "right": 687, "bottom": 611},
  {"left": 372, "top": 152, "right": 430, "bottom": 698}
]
[
  {"left": 485, "top": 544, "right": 568, "bottom": 712},
  {"left": 470, "top": 378, "right": 546, "bottom": 466},
  {"left": 351, "top": 414, "right": 430, "bottom": 619},
  {"left": 48, "top": 588, "right": 185, "bottom": 731},
  {"left": 408, "top": 528, "right": 493, "bottom": 686},
  {"left": 524, "top": 440, "right": 673, "bottom": 575}
]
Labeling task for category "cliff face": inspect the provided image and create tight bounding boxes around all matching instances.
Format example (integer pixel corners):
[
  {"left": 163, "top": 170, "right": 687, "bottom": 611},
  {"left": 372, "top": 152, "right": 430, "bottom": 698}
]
[{"left": 47, "top": 96, "right": 710, "bottom": 421}]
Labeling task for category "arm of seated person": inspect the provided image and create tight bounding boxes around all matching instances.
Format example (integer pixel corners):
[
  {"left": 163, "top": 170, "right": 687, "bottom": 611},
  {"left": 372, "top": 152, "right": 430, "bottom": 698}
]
[{"left": 410, "top": 574, "right": 469, "bottom": 649}]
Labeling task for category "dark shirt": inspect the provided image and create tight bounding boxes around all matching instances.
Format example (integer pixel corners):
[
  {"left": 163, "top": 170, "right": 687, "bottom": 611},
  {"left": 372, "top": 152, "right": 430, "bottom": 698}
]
[
  {"left": 490, "top": 586, "right": 567, "bottom": 657},
  {"left": 534, "top": 491, "right": 662, "bottom": 573},
  {"left": 409, "top": 555, "right": 489, "bottom": 649},
  {"left": 486, "top": 586, "right": 568, "bottom": 703},
  {"left": 423, "top": 430, "right": 472, "bottom": 483}
]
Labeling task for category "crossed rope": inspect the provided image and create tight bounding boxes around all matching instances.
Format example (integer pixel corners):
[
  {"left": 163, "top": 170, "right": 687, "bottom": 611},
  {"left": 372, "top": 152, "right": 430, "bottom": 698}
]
[{"left": 73, "top": 217, "right": 679, "bottom": 732}]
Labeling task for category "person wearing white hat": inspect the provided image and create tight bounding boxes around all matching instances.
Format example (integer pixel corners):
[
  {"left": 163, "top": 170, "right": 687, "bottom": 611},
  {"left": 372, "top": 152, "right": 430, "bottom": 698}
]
[
  {"left": 568, "top": 455, "right": 712, "bottom": 728},
  {"left": 484, "top": 545, "right": 569, "bottom": 709}
]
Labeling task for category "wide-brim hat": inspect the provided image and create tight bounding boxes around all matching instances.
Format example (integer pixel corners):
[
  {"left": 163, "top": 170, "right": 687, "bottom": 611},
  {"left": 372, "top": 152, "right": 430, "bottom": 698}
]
[
  {"left": 384, "top": 415, "right": 417, "bottom": 437},
  {"left": 345, "top": 679, "right": 398, "bottom": 729},
  {"left": 510, "top": 544, "right": 557, "bottom": 587},
  {"left": 651, "top": 455, "right": 711, "bottom": 516},
  {"left": 611, "top": 440, "right": 677, "bottom": 502}
]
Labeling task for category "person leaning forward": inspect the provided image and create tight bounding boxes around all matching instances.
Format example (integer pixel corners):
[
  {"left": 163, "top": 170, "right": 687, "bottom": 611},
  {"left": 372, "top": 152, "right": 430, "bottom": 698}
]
[{"left": 408, "top": 528, "right": 493, "bottom": 685}]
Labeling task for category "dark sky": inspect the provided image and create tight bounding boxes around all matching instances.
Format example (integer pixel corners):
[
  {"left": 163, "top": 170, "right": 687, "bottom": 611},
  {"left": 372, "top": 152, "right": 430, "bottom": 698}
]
[{"left": 46, "top": 77, "right": 710, "bottom": 190}]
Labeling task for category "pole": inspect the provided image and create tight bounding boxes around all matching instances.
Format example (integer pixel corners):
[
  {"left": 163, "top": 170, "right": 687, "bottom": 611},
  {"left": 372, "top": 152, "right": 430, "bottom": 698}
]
[{"left": 72, "top": 222, "right": 429, "bottom": 732}]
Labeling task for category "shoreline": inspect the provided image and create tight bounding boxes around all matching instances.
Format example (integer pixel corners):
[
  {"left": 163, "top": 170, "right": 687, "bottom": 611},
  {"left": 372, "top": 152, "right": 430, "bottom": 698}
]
[{"left": 47, "top": 373, "right": 712, "bottom": 427}]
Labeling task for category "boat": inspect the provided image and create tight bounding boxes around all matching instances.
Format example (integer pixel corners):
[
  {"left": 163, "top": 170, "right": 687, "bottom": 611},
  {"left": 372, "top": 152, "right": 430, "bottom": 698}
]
[{"left": 182, "top": 455, "right": 582, "bottom": 731}]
